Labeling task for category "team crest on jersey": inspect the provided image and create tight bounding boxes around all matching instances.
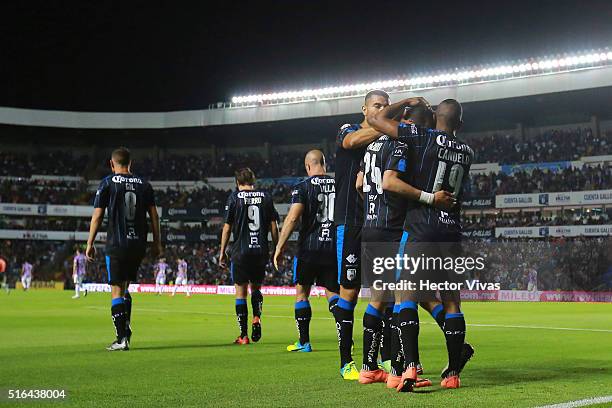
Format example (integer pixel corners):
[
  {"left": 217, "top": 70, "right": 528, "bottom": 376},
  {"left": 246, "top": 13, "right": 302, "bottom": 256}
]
[{"left": 347, "top": 268, "right": 357, "bottom": 281}]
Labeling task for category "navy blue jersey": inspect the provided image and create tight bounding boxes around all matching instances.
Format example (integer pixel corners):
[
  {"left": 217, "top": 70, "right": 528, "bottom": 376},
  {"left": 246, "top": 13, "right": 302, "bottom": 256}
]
[
  {"left": 361, "top": 135, "right": 410, "bottom": 232},
  {"left": 397, "top": 123, "right": 474, "bottom": 232},
  {"left": 224, "top": 189, "right": 279, "bottom": 261},
  {"left": 291, "top": 175, "right": 336, "bottom": 262},
  {"left": 93, "top": 173, "right": 155, "bottom": 254},
  {"left": 335, "top": 123, "right": 365, "bottom": 226}
]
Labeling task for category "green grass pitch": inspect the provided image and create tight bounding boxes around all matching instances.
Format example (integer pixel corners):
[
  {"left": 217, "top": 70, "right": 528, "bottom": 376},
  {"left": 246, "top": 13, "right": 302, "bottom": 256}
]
[{"left": 1, "top": 290, "right": 611, "bottom": 407}]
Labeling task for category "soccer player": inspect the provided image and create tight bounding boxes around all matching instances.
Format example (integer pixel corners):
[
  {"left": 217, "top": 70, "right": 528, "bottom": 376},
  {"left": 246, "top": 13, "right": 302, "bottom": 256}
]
[
  {"left": 72, "top": 247, "right": 88, "bottom": 299},
  {"left": 370, "top": 98, "right": 474, "bottom": 391},
  {"left": 356, "top": 104, "right": 455, "bottom": 386},
  {"left": 86, "top": 147, "right": 162, "bottom": 351},
  {"left": 272, "top": 150, "right": 339, "bottom": 353},
  {"left": 154, "top": 257, "right": 169, "bottom": 295},
  {"left": 333, "top": 90, "right": 391, "bottom": 380},
  {"left": 21, "top": 261, "right": 32, "bottom": 291},
  {"left": 172, "top": 257, "right": 190, "bottom": 297},
  {"left": 219, "top": 168, "right": 279, "bottom": 345}
]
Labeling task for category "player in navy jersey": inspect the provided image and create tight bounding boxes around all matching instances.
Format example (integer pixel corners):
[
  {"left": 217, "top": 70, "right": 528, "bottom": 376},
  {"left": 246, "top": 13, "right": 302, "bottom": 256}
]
[
  {"left": 219, "top": 168, "right": 279, "bottom": 345},
  {"left": 356, "top": 105, "right": 454, "bottom": 386},
  {"left": 86, "top": 147, "right": 162, "bottom": 351},
  {"left": 333, "top": 89, "right": 389, "bottom": 380},
  {"left": 370, "top": 98, "right": 474, "bottom": 391},
  {"left": 273, "top": 150, "right": 339, "bottom": 353},
  {"left": 334, "top": 91, "right": 428, "bottom": 380}
]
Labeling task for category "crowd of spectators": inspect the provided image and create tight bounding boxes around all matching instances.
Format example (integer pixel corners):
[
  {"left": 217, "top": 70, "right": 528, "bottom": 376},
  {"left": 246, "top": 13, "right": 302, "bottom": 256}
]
[
  {"left": 464, "top": 209, "right": 612, "bottom": 229},
  {"left": 468, "top": 164, "right": 611, "bottom": 196},
  {"left": 84, "top": 243, "right": 296, "bottom": 286},
  {"left": 466, "top": 236, "right": 611, "bottom": 291},
  {"left": 467, "top": 127, "right": 610, "bottom": 164},
  {"left": 0, "top": 151, "right": 90, "bottom": 177},
  {"left": 0, "top": 178, "right": 90, "bottom": 205}
]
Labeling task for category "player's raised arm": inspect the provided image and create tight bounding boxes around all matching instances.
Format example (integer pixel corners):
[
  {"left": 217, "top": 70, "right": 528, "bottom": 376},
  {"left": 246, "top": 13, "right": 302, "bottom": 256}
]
[
  {"left": 368, "top": 97, "right": 430, "bottom": 138},
  {"left": 341, "top": 126, "right": 382, "bottom": 150},
  {"left": 273, "top": 202, "right": 304, "bottom": 270}
]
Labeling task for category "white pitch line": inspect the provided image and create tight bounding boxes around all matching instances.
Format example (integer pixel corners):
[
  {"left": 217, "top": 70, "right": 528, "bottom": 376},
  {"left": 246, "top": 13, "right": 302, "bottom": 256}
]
[
  {"left": 84, "top": 306, "right": 612, "bottom": 333},
  {"left": 534, "top": 395, "right": 612, "bottom": 408}
]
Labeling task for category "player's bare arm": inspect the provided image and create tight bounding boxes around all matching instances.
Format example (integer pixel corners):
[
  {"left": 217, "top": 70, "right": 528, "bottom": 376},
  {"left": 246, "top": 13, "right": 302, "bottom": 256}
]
[
  {"left": 147, "top": 205, "right": 162, "bottom": 258},
  {"left": 273, "top": 203, "right": 304, "bottom": 270},
  {"left": 85, "top": 207, "right": 105, "bottom": 261},
  {"left": 218, "top": 223, "right": 232, "bottom": 268},
  {"left": 382, "top": 169, "right": 456, "bottom": 210},
  {"left": 369, "top": 97, "right": 430, "bottom": 137},
  {"left": 341, "top": 127, "right": 382, "bottom": 150}
]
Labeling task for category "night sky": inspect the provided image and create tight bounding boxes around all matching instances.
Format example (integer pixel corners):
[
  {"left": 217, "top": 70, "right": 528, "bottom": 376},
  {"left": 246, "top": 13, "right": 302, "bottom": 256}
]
[{"left": 2, "top": 1, "right": 612, "bottom": 111}]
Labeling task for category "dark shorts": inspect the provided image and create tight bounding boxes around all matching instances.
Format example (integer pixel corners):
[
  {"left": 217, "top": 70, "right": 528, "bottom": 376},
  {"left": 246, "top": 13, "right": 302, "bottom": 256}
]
[
  {"left": 361, "top": 228, "right": 403, "bottom": 296},
  {"left": 230, "top": 255, "right": 267, "bottom": 285},
  {"left": 292, "top": 257, "right": 339, "bottom": 293},
  {"left": 105, "top": 251, "right": 144, "bottom": 285},
  {"left": 336, "top": 224, "right": 362, "bottom": 289},
  {"left": 396, "top": 224, "right": 463, "bottom": 302}
]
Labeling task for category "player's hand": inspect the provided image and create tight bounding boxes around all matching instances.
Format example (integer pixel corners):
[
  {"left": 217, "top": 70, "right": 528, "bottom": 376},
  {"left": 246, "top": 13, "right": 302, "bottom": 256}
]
[
  {"left": 85, "top": 244, "right": 96, "bottom": 262},
  {"left": 433, "top": 190, "right": 457, "bottom": 210},
  {"left": 218, "top": 252, "right": 227, "bottom": 269},
  {"left": 273, "top": 249, "right": 283, "bottom": 271}
]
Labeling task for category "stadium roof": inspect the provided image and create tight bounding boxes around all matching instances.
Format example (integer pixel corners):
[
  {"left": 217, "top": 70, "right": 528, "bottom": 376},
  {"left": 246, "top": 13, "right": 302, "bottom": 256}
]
[{"left": 1, "top": 49, "right": 612, "bottom": 129}]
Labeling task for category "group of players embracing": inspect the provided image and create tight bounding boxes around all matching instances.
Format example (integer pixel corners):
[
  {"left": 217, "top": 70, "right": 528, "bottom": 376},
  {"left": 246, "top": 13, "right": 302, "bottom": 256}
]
[{"left": 220, "top": 90, "right": 475, "bottom": 392}]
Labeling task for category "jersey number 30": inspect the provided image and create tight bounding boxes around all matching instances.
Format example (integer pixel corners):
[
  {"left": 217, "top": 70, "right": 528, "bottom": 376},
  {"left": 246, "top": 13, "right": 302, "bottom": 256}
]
[{"left": 316, "top": 192, "right": 335, "bottom": 222}]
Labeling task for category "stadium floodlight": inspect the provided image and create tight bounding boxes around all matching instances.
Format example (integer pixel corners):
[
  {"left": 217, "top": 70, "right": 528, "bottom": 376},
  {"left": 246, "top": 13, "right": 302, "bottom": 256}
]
[{"left": 227, "top": 47, "right": 612, "bottom": 106}]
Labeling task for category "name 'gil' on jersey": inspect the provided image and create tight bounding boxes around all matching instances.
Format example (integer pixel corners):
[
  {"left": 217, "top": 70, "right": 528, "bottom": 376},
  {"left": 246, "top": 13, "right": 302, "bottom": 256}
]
[
  {"left": 291, "top": 175, "right": 336, "bottom": 261},
  {"left": 334, "top": 123, "right": 365, "bottom": 226},
  {"left": 224, "top": 189, "right": 279, "bottom": 260},
  {"left": 93, "top": 173, "right": 155, "bottom": 254},
  {"left": 397, "top": 123, "right": 474, "bottom": 231},
  {"left": 361, "top": 135, "right": 410, "bottom": 231}
]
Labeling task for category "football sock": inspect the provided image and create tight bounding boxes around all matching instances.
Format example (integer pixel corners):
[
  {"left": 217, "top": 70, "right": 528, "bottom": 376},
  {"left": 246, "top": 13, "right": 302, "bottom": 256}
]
[
  {"left": 335, "top": 297, "right": 356, "bottom": 368},
  {"left": 111, "top": 297, "right": 128, "bottom": 340},
  {"left": 390, "top": 304, "right": 404, "bottom": 376},
  {"left": 295, "top": 300, "right": 312, "bottom": 345},
  {"left": 362, "top": 304, "right": 383, "bottom": 371},
  {"left": 124, "top": 290, "right": 132, "bottom": 335},
  {"left": 444, "top": 312, "right": 466, "bottom": 375},
  {"left": 398, "top": 301, "right": 419, "bottom": 370},
  {"left": 430, "top": 303, "right": 446, "bottom": 330},
  {"left": 235, "top": 299, "right": 248, "bottom": 338},
  {"left": 380, "top": 305, "right": 393, "bottom": 362},
  {"left": 328, "top": 294, "right": 339, "bottom": 314},
  {"left": 251, "top": 289, "right": 263, "bottom": 318}
]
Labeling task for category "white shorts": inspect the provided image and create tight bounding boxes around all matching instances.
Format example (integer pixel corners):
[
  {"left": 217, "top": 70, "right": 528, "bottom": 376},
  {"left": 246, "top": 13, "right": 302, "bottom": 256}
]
[
  {"left": 22, "top": 276, "right": 31, "bottom": 287},
  {"left": 175, "top": 276, "right": 187, "bottom": 285},
  {"left": 527, "top": 281, "right": 537, "bottom": 291},
  {"left": 156, "top": 275, "right": 166, "bottom": 285},
  {"left": 73, "top": 274, "right": 84, "bottom": 285}
]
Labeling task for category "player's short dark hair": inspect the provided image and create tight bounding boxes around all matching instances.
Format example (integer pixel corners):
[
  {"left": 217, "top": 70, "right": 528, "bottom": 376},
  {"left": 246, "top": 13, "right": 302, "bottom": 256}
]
[
  {"left": 437, "top": 99, "right": 463, "bottom": 127},
  {"left": 364, "top": 89, "right": 389, "bottom": 104},
  {"left": 111, "top": 147, "right": 131, "bottom": 166},
  {"left": 405, "top": 105, "right": 434, "bottom": 128},
  {"left": 235, "top": 167, "right": 256, "bottom": 186}
]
